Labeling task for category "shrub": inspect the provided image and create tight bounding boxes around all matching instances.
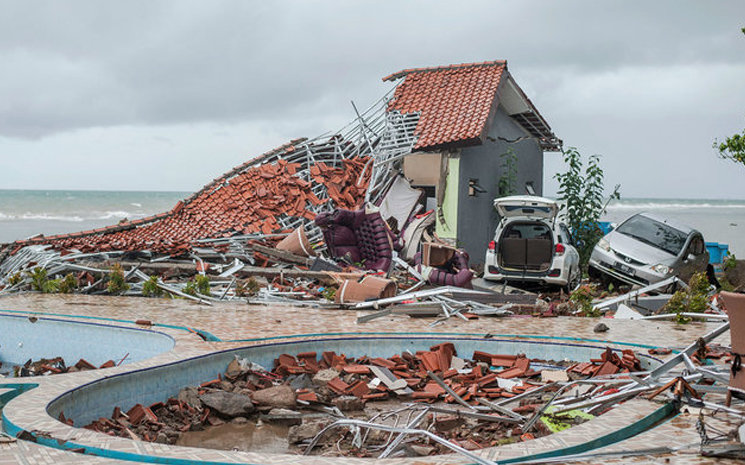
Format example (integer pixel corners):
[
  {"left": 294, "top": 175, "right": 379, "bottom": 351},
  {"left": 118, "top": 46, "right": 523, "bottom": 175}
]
[
  {"left": 107, "top": 263, "right": 130, "bottom": 294},
  {"left": 569, "top": 284, "right": 600, "bottom": 317},
  {"left": 723, "top": 252, "right": 737, "bottom": 271},
  {"left": 321, "top": 286, "right": 337, "bottom": 302},
  {"left": 195, "top": 275, "right": 211, "bottom": 295},
  {"left": 8, "top": 272, "right": 23, "bottom": 286},
  {"left": 662, "top": 272, "right": 712, "bottom": 324},
  {"left": 236, "top": 277, "right": 260, "bottom": 297},
  {"left": 27, "top": 267, "right": 59, "bottom": 293},
  {"left": 183, "top": 280, "right": 198, "bottom": 296},
  {"left": 58, "top": 273, "right": 78, "bottom": 294},
  {"left": 142, "top": 275, "right": 163, "bottom": 297}
]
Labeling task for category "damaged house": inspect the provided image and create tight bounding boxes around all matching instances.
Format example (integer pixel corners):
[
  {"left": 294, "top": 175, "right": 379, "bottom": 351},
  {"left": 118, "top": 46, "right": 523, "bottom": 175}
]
[
  {"left": 0, "top": 60, "right": 560, "bottom": 277},
  {"left": 385, "top": 61, "right": 561, "bottom": 263}
]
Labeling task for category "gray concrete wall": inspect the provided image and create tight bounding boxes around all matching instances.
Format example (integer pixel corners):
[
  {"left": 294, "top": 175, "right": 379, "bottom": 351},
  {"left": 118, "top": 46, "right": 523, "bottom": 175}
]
[{"left": 456, "top": 106, "right": 545, "bottom": 265}]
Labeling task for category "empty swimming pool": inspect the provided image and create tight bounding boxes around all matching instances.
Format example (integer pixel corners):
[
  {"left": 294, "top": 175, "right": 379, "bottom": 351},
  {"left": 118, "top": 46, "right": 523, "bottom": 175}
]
[{"left": 0, "top": 312, "right": 175, "bottom": 376}]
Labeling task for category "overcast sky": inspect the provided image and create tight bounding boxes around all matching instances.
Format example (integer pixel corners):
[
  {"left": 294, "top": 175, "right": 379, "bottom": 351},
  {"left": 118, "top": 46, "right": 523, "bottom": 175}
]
[{"left": 1, "top": 0, "right": 744, "bottom": 199}]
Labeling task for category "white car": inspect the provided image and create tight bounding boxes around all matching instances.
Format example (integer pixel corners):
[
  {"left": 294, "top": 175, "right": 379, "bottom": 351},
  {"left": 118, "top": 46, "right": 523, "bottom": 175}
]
[{"left": 483, "top": 196, "right": 581, "bottom": 291}]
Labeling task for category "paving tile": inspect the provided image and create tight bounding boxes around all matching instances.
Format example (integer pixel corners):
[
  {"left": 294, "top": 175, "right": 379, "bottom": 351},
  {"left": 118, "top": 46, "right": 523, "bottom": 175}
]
[{"left": 0, "top": 294, "right": 736, "bottom": 464}]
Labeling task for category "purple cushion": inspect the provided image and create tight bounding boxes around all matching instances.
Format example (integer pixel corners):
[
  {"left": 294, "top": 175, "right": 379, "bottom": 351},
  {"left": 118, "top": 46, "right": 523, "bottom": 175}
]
[
  {"left": 315, "top": 208, "right": 393, "bottom": 272},
  {"left": 414, "top": 249, "right": 473, "bottom": 288}
]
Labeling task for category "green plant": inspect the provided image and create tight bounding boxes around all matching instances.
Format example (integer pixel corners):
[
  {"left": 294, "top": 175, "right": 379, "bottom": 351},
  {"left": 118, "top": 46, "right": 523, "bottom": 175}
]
[
  {"left": 723, "top": 252, "right": 737, "bottom": 271},
  {"left": 235, "top": 281, "right": 248, "bottom": 297},
  {"left": 712, "top": 28, "right": 745, "bottom": 165},
  {"left": 236, "top": 277, "right": 260, "bottom": 297},
  {"left": 106, "top": 263, "right": 130, "bottom": 295},
  {"left": 569, "top": 284, "right": 600, "bottom": 317},
  {"left": 714, "top": 129, "right": 745, "bottom": 165},
  {"left": 27, "top": 267, "right": 59, "bottom": 293},
  {"left": 554, "top": 147, "right": 620, "bottom": 270},
  {"left": 195, "top": 275, "right": 212, "bottom": 295},
  {"left": 688, "top": 271, "right": 711, "bottom": 298},
  {"left": 321, "top": 286, "right": 337, "bottom": 301},
  {"left": 28, "top": 267, "right": 48, "bottom": 292},
  {"left": 8, "top": 272, "right": 23, "bottom": 286},
  {"left": 662, "top": 272, "right": 711, "bottom": 324},
  {"left": 498, "top": 147, "right": 518, "bottom": 197},
  {"left": 183, "top": 280, "right": 198, "bottom": 296},
  {"left": 58, "top": 273, "right": 78, "bottom": 294},
  {"left": 142, "top": 275, "right": 163, "bottom": 297}
]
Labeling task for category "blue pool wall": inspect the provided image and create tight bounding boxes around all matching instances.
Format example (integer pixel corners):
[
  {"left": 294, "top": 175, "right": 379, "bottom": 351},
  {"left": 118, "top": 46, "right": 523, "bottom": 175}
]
[
  {"left": 0, "top": 313, "right": 175, "bottom": 368},
  {"left": 48, "top": 336, "right": 662, "bottom": 427}
]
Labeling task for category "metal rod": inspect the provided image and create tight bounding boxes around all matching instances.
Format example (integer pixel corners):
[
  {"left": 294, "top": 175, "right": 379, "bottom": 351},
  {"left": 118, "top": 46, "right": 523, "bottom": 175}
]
[
  {"left": 378, "top": 407, "right": 430, "bottom": 458},
  {"left": 303, "top": 419, "right": 494, "bottom": 465},
  {"left": 427, "top": 371, "right": 475, "bottom": 410}
]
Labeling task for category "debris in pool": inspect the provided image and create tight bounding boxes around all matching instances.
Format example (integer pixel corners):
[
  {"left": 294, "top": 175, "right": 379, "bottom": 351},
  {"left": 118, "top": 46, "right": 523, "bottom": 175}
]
[
  {"left": 10, "top": 356, "right": 116, "bottom": 377},
  {"left": 82, "top": 345, "right": 649, "bottom": 456}
]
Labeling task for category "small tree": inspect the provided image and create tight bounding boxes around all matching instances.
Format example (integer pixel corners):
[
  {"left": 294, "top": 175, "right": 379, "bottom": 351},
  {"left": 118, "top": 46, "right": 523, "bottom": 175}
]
[
  {"left": 715, "top": 129, "right": 745, "bottom": 165},
  {"left": 554, "top": 147, "right": 620, "bottom": 269},
  {"left": 714, "top": 28, "right": 745, "bottom": 166}
]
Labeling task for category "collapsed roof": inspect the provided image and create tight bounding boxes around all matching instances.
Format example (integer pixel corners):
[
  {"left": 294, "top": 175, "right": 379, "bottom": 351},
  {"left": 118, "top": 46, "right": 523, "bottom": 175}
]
[{"left": 0, "top": 61, "right": 560, "bottom": 270}]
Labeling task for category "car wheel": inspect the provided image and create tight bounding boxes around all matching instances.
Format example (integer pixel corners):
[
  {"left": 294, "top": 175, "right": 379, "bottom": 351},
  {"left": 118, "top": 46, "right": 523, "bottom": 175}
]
[
  {"left": 588, "top": 266, "right": 601, "bottom": 281},
  {"left": 564, "top": 268, "right": 580, "bottom": 294}
]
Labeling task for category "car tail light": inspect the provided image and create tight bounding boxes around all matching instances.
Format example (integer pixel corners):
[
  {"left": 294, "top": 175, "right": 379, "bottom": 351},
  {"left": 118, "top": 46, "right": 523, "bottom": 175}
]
[
  {"left": 488, "top": 241, "right": 496, "bottom": 251},
  {"left": 555, "top": 243, "right": 565, "bottom": 255},
  {"left": 548, "top": 268, "right": 561, "bottom": 277}
]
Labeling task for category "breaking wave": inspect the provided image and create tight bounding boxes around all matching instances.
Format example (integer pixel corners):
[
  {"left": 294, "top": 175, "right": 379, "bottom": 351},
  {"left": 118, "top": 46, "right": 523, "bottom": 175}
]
[
  {"left": 0, "top": 211, "right": 144, "bottom": 222},
  {"left": 606, "top": 200, "right": 745, "bottom": 210}
]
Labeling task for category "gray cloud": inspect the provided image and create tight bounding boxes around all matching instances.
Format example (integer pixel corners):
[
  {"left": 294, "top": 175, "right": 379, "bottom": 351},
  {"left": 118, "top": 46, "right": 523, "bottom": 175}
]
[{"left": 1, "top": 0, "right": 744, "bottom": 197}]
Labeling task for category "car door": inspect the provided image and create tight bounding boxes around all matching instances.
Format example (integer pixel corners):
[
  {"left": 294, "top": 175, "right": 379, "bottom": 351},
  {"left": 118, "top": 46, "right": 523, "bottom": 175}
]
[{"left": 678, "top": 234, "right": 708, "bottom": 282}]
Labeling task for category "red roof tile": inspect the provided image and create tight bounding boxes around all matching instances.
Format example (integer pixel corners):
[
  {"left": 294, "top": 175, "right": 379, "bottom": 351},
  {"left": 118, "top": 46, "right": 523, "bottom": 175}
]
[
  {"left": 384, "top": 60, "right": 507, "bottom": 151},
  {"left": 9, "top": 139, "right": 371, "bottom": 257}
]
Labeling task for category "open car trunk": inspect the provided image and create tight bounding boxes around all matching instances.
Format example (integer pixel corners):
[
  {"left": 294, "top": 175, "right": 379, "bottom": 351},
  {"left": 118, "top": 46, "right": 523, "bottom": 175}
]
[{"left": 498, "top": 221, "right": 553, "bottom": 272}]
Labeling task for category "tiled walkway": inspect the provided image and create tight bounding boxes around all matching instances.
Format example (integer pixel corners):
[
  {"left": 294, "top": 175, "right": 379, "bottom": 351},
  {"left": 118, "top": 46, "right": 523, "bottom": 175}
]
[{"left": 0, "top": 294, "right": 740, "bottom": 464}]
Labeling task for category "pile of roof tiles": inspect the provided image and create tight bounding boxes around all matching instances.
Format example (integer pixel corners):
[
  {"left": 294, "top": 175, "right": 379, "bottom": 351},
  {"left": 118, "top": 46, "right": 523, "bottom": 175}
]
[
  {"left": 80, "top": 344, "right": 646, "bottom": 455},
  {"left": 3, "top": 149, "right": 370, "bottom": 257},
  {"left": 566, "top": 347, "right": 641, "bottom": 378},
  {"left": 10, "top": 356, "right": 115, "bottom": 377},
  {"left": 273, "top": 345, "right": 542, "bottom": 405}
]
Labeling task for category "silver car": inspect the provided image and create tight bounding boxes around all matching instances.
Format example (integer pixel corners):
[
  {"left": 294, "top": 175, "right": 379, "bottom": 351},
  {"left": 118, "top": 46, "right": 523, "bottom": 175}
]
[{"left": 588, "top": 212, "right": 709, "bottom": 287}]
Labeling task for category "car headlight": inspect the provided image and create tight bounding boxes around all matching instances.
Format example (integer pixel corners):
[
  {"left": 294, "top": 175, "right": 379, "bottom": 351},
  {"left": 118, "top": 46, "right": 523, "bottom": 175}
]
[
  {"left": 596, "top": 237, "right": 611, "bottom": 252},
  {"left": 651, "top": 264, "right": 671, "bottom": 275}
]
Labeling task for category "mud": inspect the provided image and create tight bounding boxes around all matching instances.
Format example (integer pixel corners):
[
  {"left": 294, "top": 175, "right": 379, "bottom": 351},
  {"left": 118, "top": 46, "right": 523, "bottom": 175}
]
[{"left": 177, "top": 421, "right": 290, "bottom": 453}]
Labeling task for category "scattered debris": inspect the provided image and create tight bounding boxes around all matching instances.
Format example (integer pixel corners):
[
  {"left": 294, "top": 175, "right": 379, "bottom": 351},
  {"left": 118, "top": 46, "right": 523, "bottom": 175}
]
[
  {"left": 4, "top": 356, "right": 115, "bottom": 378},
  {"left": 83, "top": 345, "right": 651, "bottom": 457}
]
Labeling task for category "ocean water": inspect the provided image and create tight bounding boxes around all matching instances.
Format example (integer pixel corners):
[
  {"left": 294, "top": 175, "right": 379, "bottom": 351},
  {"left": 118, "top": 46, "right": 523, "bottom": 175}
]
[
  {"left": 1, "top": 191, "right": 744, "bottom": 256},
  {"left": 601, "top": 198, "right": 745, "bottom": 257},
  {"left": 0, "top": 190, "right": 188, "bottom": 244}
]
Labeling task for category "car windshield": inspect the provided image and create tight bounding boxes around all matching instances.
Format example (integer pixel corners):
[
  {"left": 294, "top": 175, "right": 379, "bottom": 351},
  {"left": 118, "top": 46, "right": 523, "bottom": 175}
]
[{"left": 615, "top": 215, "right": 688, "bottom": 256}]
